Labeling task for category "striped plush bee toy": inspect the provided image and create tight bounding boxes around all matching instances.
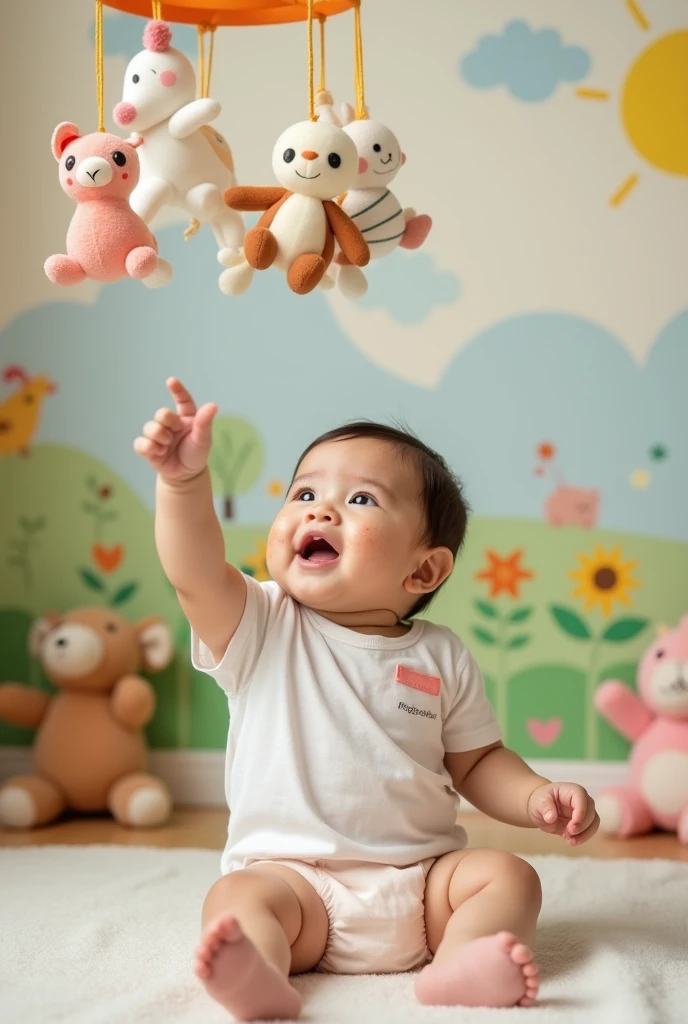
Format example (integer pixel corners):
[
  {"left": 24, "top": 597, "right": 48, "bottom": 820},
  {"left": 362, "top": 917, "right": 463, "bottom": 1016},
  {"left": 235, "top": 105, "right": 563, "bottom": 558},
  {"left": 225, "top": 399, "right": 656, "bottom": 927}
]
[{"left": 316, "top": 96, "right": 432, "bottom": 299}]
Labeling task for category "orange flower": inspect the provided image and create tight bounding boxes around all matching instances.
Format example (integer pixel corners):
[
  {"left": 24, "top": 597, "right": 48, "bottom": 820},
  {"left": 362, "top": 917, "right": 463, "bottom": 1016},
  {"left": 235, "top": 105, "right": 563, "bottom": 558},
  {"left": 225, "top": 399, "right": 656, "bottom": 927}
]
[
  {"left": 92, "top": 544, "right": 123, "bottom": 573},
  {"left": 537, "top": 442, "right": 556, "bottom": 460},
  {"left": 475, "top": 549, "right": 535, "bottom": 599}
]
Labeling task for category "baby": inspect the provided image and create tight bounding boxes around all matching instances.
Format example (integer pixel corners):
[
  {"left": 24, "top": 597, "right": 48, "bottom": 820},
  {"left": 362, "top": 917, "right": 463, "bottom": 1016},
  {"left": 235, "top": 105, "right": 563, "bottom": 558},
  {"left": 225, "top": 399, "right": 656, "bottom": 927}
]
[{"left": 135, "top": 379, "right": 600, "bottom": 1020}]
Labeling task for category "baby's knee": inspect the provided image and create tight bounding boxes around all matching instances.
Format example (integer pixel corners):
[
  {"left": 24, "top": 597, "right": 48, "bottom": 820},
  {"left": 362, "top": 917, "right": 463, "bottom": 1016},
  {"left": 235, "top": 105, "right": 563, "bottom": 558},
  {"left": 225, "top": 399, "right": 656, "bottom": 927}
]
[
  {"left": 486, "top": 851, "right": 542, "bottom": 902},
  {"left": 202, "top": 870, "right": 275, "bottom": 924}
]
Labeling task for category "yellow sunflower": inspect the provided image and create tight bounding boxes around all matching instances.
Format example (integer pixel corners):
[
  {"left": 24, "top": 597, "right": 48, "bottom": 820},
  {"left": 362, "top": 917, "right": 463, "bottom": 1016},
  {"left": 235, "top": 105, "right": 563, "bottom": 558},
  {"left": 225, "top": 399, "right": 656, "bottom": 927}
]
[
  {"left": 569, "top": 545, "right": 639, "bottom": 618},
  {"left": 242, "top": 539, "right": 271, "bottom": 582}
]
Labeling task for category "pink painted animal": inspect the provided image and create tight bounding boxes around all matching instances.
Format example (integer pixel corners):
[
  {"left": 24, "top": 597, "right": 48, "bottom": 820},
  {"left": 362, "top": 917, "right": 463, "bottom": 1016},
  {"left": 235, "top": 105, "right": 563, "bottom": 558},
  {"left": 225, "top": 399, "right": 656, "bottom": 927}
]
[
  {"left": 545, "top": 486, "right": 599, "bottom": 528},
  {"left": 594, "top": 614, "right": 688, "bottom": 843},
  {"left": 44, "top": 122, "right": 171, "bottom": 288}
]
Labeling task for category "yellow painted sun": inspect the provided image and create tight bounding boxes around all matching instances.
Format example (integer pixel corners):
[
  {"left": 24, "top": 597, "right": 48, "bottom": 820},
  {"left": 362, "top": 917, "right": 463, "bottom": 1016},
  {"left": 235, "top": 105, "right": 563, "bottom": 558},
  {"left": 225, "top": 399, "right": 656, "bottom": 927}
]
[{"left": 575, "top": 1, "right": 688, "bottom": 206}]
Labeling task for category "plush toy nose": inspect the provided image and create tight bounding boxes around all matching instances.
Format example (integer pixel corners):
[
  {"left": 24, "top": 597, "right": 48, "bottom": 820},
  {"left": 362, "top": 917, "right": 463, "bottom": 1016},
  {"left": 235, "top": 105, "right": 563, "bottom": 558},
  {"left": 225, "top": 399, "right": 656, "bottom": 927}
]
[
  {"left": 301, "top": 150, "right": 319, "bottom": 160},
  {"left": 75, "top": 157, "right": 113, "bottom": 188},
  {"left": 113, "top": 101, "right": 137, "bottom": 126}
]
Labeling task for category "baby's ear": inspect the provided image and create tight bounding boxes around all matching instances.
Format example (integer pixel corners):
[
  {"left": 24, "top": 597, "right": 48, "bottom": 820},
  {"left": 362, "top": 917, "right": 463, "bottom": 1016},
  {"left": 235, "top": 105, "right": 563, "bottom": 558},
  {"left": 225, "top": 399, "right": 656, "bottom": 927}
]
[
  {"left": 51, "top": 122, "right": 80, "bottom": 161},
  {"left": 404, "top": 547, "right": 454, "bottom": 597}
]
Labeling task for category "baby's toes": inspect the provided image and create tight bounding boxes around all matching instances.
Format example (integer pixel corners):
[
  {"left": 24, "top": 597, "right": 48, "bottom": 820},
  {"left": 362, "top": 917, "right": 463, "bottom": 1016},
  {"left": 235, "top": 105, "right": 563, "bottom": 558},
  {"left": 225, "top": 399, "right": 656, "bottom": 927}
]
[{"left": 510, "top": 942, "right": 533, "bottom": 965}]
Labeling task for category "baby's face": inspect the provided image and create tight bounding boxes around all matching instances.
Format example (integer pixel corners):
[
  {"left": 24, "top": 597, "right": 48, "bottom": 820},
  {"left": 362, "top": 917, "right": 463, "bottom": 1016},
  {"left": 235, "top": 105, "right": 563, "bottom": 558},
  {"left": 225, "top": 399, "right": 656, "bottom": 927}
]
[{"left": 267, "top": 437, "right": 431, "bottom": 616}]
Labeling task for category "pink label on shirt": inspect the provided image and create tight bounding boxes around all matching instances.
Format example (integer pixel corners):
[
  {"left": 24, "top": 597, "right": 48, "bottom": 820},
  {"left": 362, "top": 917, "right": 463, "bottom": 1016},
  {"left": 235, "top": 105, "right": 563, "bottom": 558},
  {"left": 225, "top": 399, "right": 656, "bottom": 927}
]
[{"left": 395, "top": 664, "right": 441, "bottom": 696}]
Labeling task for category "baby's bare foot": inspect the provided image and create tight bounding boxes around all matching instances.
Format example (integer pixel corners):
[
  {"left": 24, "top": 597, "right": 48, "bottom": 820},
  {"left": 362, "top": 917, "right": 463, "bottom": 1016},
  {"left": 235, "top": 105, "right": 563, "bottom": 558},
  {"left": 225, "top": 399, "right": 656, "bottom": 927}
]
[
  {"left": 414, "top": 931, "right": 540, "bottom": 1008},
  {"left": 195, "top": 913, "right": 302, "bottom": 1021}
]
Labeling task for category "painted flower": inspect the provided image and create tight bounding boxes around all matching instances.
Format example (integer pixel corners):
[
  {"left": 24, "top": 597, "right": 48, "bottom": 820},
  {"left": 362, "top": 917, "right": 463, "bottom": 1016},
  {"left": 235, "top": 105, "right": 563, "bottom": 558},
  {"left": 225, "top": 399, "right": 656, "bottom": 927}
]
[
  {"left": 92, "top": 543, "right": 123, "bottom": 573},
  {"left": 475, "top": 549, "right": 534, "bottom": 599},
  {"left": 97, "top": 484, "right": 114, "bottom": 500},
  {"left": 569, "top": 545, "right": 639, "bottom": 617},
  {"left": 537, "top": 442, "right": 556, "bottom": 460},
  {"left": 242, "top": 539, "right": 271, "bottom": 582},
  {"left": 649, "top": 444, "right": 668, "bottom": 461},
  {"left": 267, "top": 479, "right": 284, "bottom": 498}
]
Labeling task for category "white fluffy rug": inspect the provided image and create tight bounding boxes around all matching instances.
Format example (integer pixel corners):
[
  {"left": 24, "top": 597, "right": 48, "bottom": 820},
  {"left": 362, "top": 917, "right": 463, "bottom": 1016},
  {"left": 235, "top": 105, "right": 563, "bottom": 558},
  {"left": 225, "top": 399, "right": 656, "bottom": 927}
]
[{"left": 1, "top": 846, "right": 687, "bottom": 1024}]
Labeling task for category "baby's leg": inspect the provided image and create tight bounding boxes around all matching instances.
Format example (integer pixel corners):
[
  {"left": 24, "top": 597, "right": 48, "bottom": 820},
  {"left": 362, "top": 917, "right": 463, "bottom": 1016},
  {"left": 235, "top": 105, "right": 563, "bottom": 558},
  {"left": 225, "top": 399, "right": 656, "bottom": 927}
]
[
  {"left": 196, "top": 863, "right": 328, "bottom": 1021},
  {"left": 415, "top": 849, "right": 541, "bottom": 1009}
]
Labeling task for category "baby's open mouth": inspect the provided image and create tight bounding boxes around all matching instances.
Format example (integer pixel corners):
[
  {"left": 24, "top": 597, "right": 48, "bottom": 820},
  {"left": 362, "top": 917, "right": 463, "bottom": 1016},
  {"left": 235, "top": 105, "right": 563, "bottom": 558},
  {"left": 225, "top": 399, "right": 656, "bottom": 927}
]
[{"left": 298, "top": 535, "right": 340, "bottom": 564}]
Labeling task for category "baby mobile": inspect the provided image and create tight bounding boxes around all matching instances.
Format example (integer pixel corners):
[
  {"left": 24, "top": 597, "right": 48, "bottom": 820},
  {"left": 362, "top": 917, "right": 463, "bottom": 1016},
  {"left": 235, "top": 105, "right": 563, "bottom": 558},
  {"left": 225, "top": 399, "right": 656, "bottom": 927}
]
[{"left": 45, "top": 0, "right": 429, "bottom": 300}]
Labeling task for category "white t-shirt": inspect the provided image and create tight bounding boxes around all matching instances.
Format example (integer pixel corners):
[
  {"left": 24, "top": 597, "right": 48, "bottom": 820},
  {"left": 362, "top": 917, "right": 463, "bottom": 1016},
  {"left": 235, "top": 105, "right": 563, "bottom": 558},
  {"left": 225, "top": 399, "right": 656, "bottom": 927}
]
[{"left": 192, "top": 576, "right": 502, "bottom": 873}]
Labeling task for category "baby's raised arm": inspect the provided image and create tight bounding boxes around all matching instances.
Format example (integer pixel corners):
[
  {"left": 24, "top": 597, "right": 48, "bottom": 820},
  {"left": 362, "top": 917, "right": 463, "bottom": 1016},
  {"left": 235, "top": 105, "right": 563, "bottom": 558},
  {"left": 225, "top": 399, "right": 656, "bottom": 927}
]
[{"left": 134, "top": 378, "right": 246, "bottom": 662}]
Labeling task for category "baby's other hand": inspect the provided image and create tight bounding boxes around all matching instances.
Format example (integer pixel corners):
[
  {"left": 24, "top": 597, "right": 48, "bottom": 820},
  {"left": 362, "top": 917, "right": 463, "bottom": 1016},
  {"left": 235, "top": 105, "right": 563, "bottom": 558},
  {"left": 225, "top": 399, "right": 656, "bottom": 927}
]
[
  {"left": 527, "top": 782, "right": 600, "bottom": 847},
  {"left": 134, "top": 377, "right": 217, "bottom": 484}
]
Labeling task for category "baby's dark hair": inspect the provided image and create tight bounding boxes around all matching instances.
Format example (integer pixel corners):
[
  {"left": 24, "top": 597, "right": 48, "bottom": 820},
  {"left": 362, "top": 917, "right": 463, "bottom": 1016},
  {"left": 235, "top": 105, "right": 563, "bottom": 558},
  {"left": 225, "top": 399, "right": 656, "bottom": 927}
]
[{"left": 294, "top": 421, "right": 470, "bottom": 617}]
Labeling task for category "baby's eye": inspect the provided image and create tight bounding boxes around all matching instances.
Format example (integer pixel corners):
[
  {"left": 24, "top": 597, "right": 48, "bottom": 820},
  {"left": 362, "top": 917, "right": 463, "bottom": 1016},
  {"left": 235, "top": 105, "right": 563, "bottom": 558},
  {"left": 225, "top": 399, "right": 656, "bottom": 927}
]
[
  {"left": 296, "top": 490, "right": 316, "bottom": 502},
  {"left": 350, "top": 493, "right": 377, "bottom": 506}
]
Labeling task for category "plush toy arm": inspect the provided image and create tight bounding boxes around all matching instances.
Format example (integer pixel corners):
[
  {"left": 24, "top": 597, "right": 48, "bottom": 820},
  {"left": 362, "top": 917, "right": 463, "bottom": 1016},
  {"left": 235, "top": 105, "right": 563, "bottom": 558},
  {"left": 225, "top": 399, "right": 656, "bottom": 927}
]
[
  {"left": 224, "top": 186, "right": 287, "bottom": 212},
  {"left": 324, "top": 201, "right": 369, "bottom": 267},
  {"left": 594, "top": 681, "right": 654, "bottom": 742},
  {"left": 0, "top": 683, "right": 51, "bottom": 728},
  {"left": 111, "top": 675, "right": 156, "bottom": 730},
  {"left": 168, "top": 99, "right": 221, "bottom": 139}
]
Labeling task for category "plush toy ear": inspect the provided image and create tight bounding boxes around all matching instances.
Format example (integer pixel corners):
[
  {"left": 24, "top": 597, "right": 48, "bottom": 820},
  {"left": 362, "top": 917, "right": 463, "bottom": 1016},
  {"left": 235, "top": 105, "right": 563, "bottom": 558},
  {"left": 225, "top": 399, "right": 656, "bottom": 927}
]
[
  {"left": 128, "top": 135, "right": 143, "bottom": 149},
  {"left": 137, "top": 617, "right": 174, "bottom": 672},
  {"left": 51, "top": 122, "right": 80, "bottom": 161},
  {"left": 656, "top": 623, "right": 669, "bottom": 636},
  {"left": 28, "top": 613, "right": 61, "bottom": 656},
  {"left": 340, "top": 102, "right": 356, "bottom": 126}
]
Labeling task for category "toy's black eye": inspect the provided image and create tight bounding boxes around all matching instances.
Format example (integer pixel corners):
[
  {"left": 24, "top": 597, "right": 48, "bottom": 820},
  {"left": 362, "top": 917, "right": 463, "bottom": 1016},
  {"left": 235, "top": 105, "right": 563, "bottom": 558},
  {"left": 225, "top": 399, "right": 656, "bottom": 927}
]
[
  {"left": 132, "top": 73, "right": 140, "bottom": 83},
  {"left": 65, "top": 155, "right": 76, "bottom": 171},
  {"left": 24, "top": 394, "right": 34, "bottom": 405},
  {"left": 328, "top": 152, "right": 341, "bottom": 168},
  {"left": 112, "top": 151, "right": 126, "bottom": 167},
  {"left": 373, "top": 143, "right": 381, "bottom": 153},
  {"left": 105, "top": 622, "right": 118, "bottom": 633},
  {"left": 656, "top": 649, "right": 665, "bottom": 658},
  {"left": 283, "top": 148, "right": 295, "bottom": 163}
]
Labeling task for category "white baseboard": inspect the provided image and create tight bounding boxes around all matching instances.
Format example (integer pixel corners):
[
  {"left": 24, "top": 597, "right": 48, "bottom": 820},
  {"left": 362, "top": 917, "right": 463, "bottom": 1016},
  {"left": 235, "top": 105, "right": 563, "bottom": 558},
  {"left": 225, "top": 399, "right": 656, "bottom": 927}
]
[{"left": 0, "top": 747, "right": 629, "bottom": 809}]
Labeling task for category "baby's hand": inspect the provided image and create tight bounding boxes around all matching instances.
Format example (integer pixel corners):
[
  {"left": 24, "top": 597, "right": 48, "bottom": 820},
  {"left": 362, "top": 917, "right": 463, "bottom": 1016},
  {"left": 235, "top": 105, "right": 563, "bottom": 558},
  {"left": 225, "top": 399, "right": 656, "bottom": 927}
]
[
  {"left": 527, "top": 782, "right": 600, "bottom": 847},
  {"left": 134, "top": 377, "right": 217, "bottom": 484}
]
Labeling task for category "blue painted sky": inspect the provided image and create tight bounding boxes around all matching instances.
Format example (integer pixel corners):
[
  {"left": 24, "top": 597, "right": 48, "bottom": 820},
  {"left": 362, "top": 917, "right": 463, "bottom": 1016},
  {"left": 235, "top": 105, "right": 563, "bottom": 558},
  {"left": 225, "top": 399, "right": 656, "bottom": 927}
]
[{"left": 1, "top": 225, "right": 685, "bottom": 540}]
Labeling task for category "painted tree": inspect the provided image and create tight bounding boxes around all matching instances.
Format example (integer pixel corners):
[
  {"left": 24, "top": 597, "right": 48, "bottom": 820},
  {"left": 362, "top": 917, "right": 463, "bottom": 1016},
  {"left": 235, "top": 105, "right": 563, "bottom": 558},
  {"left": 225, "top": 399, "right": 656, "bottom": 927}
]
[{"left": 209, "top": 417, "right": 264, "bottom": 520}]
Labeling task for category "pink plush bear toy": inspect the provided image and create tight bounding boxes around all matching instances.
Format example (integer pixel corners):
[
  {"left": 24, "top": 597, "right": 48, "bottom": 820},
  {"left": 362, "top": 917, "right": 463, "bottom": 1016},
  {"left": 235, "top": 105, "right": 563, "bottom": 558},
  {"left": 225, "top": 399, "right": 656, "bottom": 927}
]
[
  {"left": 594, "top": 614, "right": 688, "bottom": 843},
  {"left": 45, "top": 122, "right": 172, "bottom": 288}
]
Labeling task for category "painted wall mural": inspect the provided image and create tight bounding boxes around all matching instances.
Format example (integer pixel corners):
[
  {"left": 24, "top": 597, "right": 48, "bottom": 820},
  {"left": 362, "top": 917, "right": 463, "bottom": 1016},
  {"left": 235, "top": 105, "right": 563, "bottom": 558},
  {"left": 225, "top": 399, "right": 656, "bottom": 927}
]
[{"left": 1, "top": 1, "right": 686, "bottom": 764}]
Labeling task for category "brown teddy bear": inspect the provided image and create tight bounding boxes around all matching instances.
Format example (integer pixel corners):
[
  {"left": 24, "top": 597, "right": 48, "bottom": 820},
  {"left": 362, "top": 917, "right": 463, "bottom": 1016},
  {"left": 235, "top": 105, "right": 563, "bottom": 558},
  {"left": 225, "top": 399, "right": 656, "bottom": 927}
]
[{"left": 0, "top": 606, "right": 174, "bottom": 829}]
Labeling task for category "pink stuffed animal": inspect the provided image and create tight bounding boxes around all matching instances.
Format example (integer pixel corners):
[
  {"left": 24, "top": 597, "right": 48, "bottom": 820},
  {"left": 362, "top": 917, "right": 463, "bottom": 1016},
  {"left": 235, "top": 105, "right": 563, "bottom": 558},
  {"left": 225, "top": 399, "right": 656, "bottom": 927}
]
[
  {"left": 594, "top": 614, "right": 688, "bottom": 843},
  {"left": 45, "top": 122, "right": 171, "bottom": 288}
]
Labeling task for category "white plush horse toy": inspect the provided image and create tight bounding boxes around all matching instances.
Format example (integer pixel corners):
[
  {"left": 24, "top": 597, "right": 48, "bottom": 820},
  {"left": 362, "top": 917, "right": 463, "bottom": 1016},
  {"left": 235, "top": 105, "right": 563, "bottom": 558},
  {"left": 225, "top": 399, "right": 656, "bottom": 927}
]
[
  {"left": 113, "top": 20, "right": 243, "bottom": 288},
  {"left": 316, "top": 93, "right": 432, "bottom": 299}
]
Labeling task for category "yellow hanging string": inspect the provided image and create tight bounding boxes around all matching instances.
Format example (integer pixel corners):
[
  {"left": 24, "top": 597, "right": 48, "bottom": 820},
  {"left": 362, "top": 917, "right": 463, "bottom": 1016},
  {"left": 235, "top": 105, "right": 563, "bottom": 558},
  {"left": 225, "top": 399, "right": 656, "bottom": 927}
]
[
  {"left": 197, "top": 26, "right": 205, "bottom": 97},
  {"left": 95, "top": 0, "right": 105, "bottom": 132},
  {"left": 354, "top": 0, "right": 367, "bottom": 120},
  {"left": 306, "top": 0, "right": 316, "bottom": 121},
  {"left": 197, "top": 25, "right": 216, "bottom": 99},
  {"left": 151, "top": 1, "right": 162, "bottom": 19},
  {"left": 318, "top": 15, "right": 326, "bottom": 94}
]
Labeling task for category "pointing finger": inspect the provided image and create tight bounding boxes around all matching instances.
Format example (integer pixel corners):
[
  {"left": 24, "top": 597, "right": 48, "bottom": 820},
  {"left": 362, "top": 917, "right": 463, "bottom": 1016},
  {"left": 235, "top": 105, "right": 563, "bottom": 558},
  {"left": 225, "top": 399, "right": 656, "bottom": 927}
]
[{"left": 167, "top": 377, "right": 197, "bottom": 418}]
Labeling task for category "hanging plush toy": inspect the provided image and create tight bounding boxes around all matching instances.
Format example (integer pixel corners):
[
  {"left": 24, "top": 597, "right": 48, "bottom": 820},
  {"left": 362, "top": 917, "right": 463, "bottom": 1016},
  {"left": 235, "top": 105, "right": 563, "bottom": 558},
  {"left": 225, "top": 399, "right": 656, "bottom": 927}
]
[
  {"left": 316, "top": 96, "right": 432, "bottom": 299},
  {"left": 221, "top": 120, "right": 369, "bottom": 296},
  {"left": 44, "top": 122, "right": 172, "bottom": 289},
  {"left": 113, "top": 20, "right": 243, "bottom": 286}
]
